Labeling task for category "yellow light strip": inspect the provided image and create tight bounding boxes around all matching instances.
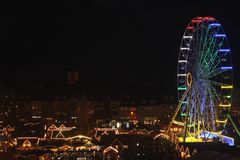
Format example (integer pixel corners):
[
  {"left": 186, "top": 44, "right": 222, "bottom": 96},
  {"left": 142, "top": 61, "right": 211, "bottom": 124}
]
[
  {"left": 221, "top": 85, "right": 233, "bottom": 89},
  {"left": 219, "top": 104, "right": 231, "bottom": 107},
  {"left": 216, "top": 119, "right": 227, "bottom": 123}
]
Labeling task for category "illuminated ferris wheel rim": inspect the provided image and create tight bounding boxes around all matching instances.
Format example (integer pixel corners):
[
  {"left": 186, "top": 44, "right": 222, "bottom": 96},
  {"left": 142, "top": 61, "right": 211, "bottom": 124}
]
[{"left": 176, "top": 16, "right": 233, "bottom": 132}]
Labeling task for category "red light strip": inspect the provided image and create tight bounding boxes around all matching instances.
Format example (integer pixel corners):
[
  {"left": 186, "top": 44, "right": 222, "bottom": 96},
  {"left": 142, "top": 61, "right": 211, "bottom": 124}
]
[
  {"left": 192, "top": 20, "right": 202, "bottom": 23},
  {"left": 204, "top": 17, "right": 215, "bottom": 21},
  {"left": 187, "top": 26, "right": 194, "bottom": 30}
]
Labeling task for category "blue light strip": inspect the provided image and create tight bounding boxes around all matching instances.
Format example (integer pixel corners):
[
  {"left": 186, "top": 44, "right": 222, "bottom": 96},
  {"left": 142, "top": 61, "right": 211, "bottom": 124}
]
[
  {"left": 209, "top": 23, "right": 221, "bottom": 27},
  {"left": 214, "top": 34, "right": 226, "bottom": 37},
  {"left": 219, "top": 49, "right": 230, "bottom": 52},
  {"left": 221, "top": 67, "right": 232, "bottom": 70}
]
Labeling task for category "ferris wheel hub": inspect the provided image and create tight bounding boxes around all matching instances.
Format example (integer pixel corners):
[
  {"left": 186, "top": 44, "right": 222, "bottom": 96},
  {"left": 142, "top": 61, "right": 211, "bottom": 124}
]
[{"left": 186, "top": 73, "right": 192, "bottom": 86}]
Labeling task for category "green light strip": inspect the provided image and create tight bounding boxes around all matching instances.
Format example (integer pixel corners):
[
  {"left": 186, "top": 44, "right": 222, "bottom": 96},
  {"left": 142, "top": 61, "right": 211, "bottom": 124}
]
[
  {"left": 181, "top": 113, "right": 187, "bottom": 116},
  {"left": 182, "top": 101, "right": 188, "bottom": 104},
  {"left": 223, "top": 95, "right": 231, "bottom": 98},
  {"left": 178, "top": 86, "right": 187, "bottom": 90}
]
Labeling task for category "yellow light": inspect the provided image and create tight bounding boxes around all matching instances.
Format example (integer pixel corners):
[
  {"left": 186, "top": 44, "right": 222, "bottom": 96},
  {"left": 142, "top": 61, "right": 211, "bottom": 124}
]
[
  {"left": 219, "top": 104, "right": 231, "bottom": 107},
  {"left": 130, "top": 112, "right": 134, "bottom": 115},
  {"left": 216, "top": 119, "right": 227, "bottom": 123},
  {"left": 178, "top": 137, "right": 203, "bottom": 142},
  {"left": 187, "top": 73, "right": 192, "bottom": 86},
  {"left": 221, "top": 85, "right": 233, "bottom": 89}
]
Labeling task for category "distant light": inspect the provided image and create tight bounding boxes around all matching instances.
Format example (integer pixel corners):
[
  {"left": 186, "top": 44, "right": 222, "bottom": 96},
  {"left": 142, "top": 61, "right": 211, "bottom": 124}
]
[{"left": 32, "top": 116, "right": 41, "bottom": 119}]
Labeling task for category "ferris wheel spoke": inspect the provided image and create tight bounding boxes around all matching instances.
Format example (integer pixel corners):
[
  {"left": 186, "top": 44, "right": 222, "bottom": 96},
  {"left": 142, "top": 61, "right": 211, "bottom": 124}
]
[
  {"left": 198, "top": 36, "right": 217, "bottom": 72},
  {"left": 197, "top": 24, "right": 205, "bottom": 60},
  {"left": 208, "top": 82, "right": 222, "bottom": 103},
  {"left": 207, "top": 79, "right": 230, "bottom": 87},
  {"left": 198, "top": 54, "right": 220, "bottom": 77},
  {"left": 198, "top": 29, "right": 225, "bottom": 75},
  {"left": 208, "top": 86, "right": 217, "bottom": 130},
  {"left": 206, "top": 53, "right": 221, "bottom": 73},
  {"left": 206, "top": 66, "right": 231, "bottom": 79}
]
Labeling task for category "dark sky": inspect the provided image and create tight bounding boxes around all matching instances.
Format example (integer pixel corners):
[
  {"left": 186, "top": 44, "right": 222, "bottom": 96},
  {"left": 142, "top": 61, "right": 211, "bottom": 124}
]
[{"left": 0, "top": 1, "right": 239, "bottom": 96}]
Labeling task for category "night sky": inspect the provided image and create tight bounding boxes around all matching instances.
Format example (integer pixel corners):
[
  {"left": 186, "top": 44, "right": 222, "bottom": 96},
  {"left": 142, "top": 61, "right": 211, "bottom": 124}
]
[{"left": 0, "top": 1, "right": 239, "bottom": 96}]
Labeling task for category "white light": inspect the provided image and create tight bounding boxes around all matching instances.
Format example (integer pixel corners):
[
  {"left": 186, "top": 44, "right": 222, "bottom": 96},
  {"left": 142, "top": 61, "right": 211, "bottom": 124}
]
[
  {"left": 178, "top": 60, "right": 187, "bottom": 63},
  {"left": 32, "top": 116, "right": 41, "bottom": 119},
  {"left": 177, "top": 74, "right": 187, "bottom": 76},
  {"left": 183, "top": 36, "right": 193, "bottom": 39},
  {"left": 180, "top": 47, "right": 190, "bottom": 50}
]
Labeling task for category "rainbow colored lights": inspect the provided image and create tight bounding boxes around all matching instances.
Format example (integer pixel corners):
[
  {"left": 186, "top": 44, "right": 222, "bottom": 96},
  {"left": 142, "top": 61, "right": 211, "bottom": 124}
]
[{"left": 175, "top": 16, "right": 233, "bottom": 141}]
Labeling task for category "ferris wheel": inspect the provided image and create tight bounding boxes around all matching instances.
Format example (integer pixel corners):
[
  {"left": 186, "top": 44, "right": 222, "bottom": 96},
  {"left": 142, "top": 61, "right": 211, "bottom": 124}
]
[{"left": 172, "top": 16, "right": 233, "bottom": 138}]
